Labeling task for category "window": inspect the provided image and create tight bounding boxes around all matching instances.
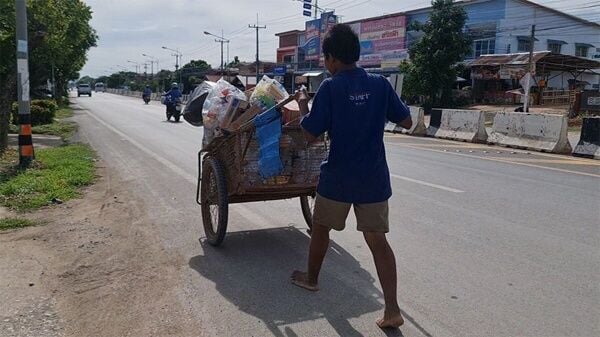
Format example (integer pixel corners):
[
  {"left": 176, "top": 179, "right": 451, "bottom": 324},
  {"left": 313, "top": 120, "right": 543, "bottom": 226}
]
[
  {"left": 548, "top": 42, "right": 561, "bottom": 54},
  {"left": 473, "top": 39, "right": 496, "bottom": 58},
  {"left": 518, "top": 39, "right": 531, "bottom": 52},
  {"left": 575, "top": 44, "right": 590, "bottom": 57},
  {"left": 283, "top": 55, "right": 294, "bottom": 63}
]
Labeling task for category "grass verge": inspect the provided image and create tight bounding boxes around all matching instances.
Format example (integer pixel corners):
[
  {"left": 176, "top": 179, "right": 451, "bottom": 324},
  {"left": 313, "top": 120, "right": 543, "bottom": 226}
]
[
  {"left": 9, "top": 107, "right": 77, "bottom": 141},
  {"left": 0, "top": 217, "right": 35, "bottom": 231},
  {"left": 32, "top": 107, "right": 77, "bottom": 140},
  {"left": 0, "top": 144, "right": 96, "bottom": 211}
]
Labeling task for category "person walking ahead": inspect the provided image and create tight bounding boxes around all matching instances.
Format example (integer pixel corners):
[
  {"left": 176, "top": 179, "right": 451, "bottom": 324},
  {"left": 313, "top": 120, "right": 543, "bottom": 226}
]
[{"left": 291, "top": 23, "right": 412, "bottom": 329}]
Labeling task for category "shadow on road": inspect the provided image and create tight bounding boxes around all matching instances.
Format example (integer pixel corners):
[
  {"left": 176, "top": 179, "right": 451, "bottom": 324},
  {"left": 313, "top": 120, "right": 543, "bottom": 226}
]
[{"left": 189, "top": 226, "right": 406, "bottom": 337}]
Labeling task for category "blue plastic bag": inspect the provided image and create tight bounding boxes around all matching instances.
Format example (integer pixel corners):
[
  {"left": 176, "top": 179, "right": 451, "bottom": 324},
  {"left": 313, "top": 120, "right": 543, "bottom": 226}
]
[{"left": 254, "top": 106, "right": 283, "bottom": 179}]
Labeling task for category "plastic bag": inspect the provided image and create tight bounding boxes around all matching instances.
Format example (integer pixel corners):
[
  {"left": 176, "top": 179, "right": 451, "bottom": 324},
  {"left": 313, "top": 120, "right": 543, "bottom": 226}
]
[
  {"left": 202, "top": 79, "right": 247, "bottom": 148},
  {"left": 183, "top": 81, "right": 216, "bottom": 127},
  {"left": 249, "top": 75, "right": 289, "bottom": 111},
  {"left": 254, "top": 106, "right": 283, "bottom": 179}
]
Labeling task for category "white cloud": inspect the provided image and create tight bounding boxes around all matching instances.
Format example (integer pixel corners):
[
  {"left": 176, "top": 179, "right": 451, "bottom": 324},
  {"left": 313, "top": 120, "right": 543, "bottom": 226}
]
[{"left": 80, "top": 0, "right": 599, "bottom": 77}]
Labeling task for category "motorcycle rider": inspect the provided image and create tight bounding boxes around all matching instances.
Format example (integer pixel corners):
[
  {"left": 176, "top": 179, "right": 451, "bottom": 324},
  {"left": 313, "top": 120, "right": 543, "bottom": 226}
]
[
  {"left": 163, "top": 82, "right": 182, "bottom": 121},
  {"left": 142, "top": 85, "right": 152, "bottom": 104}
]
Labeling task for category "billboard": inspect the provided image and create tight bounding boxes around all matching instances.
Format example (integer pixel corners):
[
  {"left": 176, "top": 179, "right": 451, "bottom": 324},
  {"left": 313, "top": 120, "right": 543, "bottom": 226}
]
[
  {"left": 356, "top": 15, "right": 407, "bottom": 68},
  {"left": 303, "top": 18, "right": 321, "bottom": 60}
]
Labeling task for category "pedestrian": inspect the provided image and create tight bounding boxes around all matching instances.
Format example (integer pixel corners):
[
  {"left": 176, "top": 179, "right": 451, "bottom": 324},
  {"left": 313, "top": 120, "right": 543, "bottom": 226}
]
[{"left": 291, "top": 23, "right": 412, "bottom": 329}]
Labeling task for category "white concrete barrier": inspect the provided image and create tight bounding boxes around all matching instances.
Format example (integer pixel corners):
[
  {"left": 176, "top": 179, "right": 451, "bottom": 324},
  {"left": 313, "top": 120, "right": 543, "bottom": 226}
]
[
  {"left": 394, "top": 106, "right": 426, "bottom": 136},
  {"left": 428, "top": 109, "right": 488, "bottom": 143},
  {"left": 488, "top": 112, "right": 572, "bottom": 154}
]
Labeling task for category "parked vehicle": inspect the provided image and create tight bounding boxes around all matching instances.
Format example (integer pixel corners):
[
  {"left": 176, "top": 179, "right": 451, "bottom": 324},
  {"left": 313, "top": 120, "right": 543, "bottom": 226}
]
[
  {"left": 94, "top": 82, "right": 105, "bottom": 92},
  {"left": 77, "top": 83, "right": 92, "bottom": 97}
]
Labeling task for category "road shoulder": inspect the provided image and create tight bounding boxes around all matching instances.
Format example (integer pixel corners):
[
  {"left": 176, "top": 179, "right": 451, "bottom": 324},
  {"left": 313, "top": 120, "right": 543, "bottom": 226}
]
[{"left": 0, "top": 160, "right": 202, "bottom": 337}]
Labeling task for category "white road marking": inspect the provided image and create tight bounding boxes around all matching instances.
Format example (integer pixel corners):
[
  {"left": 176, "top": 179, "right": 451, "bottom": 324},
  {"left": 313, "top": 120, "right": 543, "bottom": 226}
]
[
  {"left": 390, "top": 174, "right": 465, "bottom": 193},
  {"left": 81, "top": 107, "right": 273, "bottom": 225}
]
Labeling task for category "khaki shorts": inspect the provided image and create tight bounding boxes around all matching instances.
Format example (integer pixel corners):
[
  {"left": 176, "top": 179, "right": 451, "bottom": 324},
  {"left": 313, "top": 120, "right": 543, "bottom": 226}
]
[{"left": 312, "top": 193, "right": 389, "bottom": 233}]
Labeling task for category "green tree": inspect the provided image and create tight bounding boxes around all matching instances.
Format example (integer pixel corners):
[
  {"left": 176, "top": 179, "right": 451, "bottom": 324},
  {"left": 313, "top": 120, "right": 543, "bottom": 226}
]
[
  {"left": 181, "top": 59, "right": 211, "bottom": 71},
  {"left": 400, "top": 0, "right": 471, "bottom": 108},
  {"left": 228, "top": 56, "right": 240, "bottom": 68},
  {"left": 0, "top": 0, "right": 97, "bottom": 153}
]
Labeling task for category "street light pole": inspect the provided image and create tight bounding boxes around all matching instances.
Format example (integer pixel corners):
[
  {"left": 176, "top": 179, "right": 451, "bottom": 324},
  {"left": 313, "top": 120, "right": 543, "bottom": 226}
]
[
  {"left": 204, "top": 31, "right": 230, "bottom": 73},
  {"left": 15, "top": 0, "right": 34, "bottom": 166},
  {"left": 142, "top": 53, "right": 159, "bottom": 77},
  {"left": 162, "top": 46, "right": 183, "bottom": 88}
]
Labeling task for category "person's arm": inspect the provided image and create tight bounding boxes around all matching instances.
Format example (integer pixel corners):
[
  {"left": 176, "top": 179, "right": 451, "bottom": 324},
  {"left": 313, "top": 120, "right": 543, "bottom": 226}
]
[
  {"left": 298, "top": 81, "right": 331, "bottom": 144},
  {"left": 385, "top": 79, "right": 412, "bottom": 129}
]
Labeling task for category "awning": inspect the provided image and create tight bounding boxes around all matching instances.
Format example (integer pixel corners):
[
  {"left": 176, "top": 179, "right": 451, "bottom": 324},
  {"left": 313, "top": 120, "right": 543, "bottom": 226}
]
[
  {"left": 302, "top": 72, "right": 324, "bottom": 77},
  {"left": 547, "top": 39, "right": 567, "bottom": 45},
  {"left": 517, "top": 35, "right": 539, "bottom": 41},
  {"left": 575, "top": 43, "right": 595, "bottom": 48}
]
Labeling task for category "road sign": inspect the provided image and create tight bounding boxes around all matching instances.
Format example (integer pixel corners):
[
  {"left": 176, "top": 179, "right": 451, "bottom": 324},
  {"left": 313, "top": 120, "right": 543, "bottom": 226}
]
[
  {"left": 303, "top": 0, "right": 312, "bottom": 3},
  {"left": 303, "top": 10, "right": 312, "bottom": 17},
  {"left": 274, "top": 66, "right": 287, "bottom": 75},
  {"left": 303, "top": 4, "right": 312, "bottom": 10}
]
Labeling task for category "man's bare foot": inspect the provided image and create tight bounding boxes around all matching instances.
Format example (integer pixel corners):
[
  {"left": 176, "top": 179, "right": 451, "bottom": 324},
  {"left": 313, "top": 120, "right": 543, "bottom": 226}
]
[
  {"left": 290, "top": 270, "right": 319, "bottom": 291},
  {"left": 376, "top": 312, "right": 404, "bottom": 329}
]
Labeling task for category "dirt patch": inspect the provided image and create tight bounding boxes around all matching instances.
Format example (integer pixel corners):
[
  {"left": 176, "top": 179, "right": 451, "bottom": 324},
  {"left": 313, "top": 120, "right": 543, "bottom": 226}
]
[{"left": 0, "top": 161, "right": 201, "bottom": 337}]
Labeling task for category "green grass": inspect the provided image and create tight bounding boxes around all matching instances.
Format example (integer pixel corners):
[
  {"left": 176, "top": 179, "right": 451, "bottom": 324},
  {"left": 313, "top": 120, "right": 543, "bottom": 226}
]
[
  {"left": 0, "top": 217, "right": 35, "bottom": 230},
  {"left": 32, "top": 121, "right": 77, "bottom": 141},
  {"left": 10, "top": 107, "right": 77, "bottom": 141},
  {"left": 54, "top": 107, "right": 74, "bottom": 119},
  {"left": 0, "top": 144, "right": 96, "bottom": 211},
  {"left": 32, "top": 107, "right": 77, "bottom": 140}
]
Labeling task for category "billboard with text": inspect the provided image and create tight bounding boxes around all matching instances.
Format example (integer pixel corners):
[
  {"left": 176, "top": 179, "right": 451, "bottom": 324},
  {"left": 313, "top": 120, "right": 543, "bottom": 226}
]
[{"left": 355, "top": 15, "right": 407, "bottom": 68}]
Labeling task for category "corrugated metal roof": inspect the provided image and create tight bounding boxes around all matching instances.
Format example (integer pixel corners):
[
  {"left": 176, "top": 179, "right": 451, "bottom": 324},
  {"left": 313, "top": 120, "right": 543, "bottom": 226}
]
[{"left": 469, "top": 52, "right": 550, "bottom": 66}]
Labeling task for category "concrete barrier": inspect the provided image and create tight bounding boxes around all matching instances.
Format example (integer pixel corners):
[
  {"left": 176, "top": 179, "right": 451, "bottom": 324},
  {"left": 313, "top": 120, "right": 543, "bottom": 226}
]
[
  {"left": 488, "top": 112, "right": 572, "bottom": 154},
  {"left": 573, "top": 116, "right": 600, "bottom": 159},
  {"left": 427, "top": 109, "right": 487, "bottom": 143},
  {"left": 394, "top": 106, "right": 426, "bottom": 136}
]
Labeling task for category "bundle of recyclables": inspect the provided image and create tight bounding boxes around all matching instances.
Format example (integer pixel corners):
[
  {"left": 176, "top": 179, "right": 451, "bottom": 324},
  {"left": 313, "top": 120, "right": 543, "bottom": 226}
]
[{"left": 185, "top": 76, "right": 327, "bottom": 194}]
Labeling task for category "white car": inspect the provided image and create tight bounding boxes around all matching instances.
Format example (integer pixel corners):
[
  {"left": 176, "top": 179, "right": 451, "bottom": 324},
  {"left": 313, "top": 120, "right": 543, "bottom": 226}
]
[
  {"left": 77, "top": 83, "right": 92, "bottom": 97},
  {"left": 94, "top": 82, "right": 105, "bottom": 92}
]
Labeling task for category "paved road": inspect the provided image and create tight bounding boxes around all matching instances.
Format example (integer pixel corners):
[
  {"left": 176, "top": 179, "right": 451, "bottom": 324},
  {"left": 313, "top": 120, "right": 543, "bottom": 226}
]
[{"left": 72, "top": 92, "right": 600, "bottom": 337}]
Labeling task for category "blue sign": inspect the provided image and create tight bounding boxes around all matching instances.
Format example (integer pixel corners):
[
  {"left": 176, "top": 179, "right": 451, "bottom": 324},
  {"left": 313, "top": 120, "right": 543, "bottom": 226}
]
[
  {"left": 303, "top": 10, "right": 312, "bottom": 17},
  {"left": 303, "top": 4, "right": 311, "bottom": 10},
  {"left": 274, "top": 66, "right": 287, "bottom": 75},
  {"left": 303, "top": 0, "right": 312, "bottom": 3}
]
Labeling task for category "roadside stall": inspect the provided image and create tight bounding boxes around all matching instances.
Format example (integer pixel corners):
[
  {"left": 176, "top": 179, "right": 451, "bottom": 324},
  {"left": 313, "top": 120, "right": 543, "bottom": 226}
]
[{"left": 183, "top": 77, "right": 327, "bottom": 246}]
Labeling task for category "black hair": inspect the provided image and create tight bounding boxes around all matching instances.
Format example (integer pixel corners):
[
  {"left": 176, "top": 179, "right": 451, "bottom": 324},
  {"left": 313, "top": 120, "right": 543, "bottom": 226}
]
[{"left": 321, "top": 24, "right": 360, "bottom": 64}]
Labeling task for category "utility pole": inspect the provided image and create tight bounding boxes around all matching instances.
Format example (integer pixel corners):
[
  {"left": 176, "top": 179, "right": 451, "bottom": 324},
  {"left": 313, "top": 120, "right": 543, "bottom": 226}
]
[
  {"left": 15, "top": 0, "right": 34, "bottom": 167},
  {"left": 314, "top": 0, "right": 319, "bottom": 19},
  {"left": 249, "top": 15, "right": 266, "bottom": 84},
  {"left": 523, "top": 24, "right": 536, "bottom": 112}
]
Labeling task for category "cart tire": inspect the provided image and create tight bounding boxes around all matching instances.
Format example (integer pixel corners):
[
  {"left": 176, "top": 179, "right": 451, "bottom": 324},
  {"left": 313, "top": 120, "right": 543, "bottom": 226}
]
[
  {"left": 300, "top": 195, "right": 316, "bottom": 234},
  {"left": 201, "top": 157, "right": 229, "bottom": 246}
]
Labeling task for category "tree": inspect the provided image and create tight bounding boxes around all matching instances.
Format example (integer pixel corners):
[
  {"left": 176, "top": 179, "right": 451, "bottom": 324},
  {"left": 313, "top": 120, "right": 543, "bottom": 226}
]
[
  {"left": 228, "top": 56, "right": 240, "bottom": 68},
  {"left": 0, "top": 0, "right": 97, "bottom": 153},
  {"left": 181, "top": 59, "right": 211, "bottom": 71},
  {"left": 400, "top": 0, "right": 471, "bottom": 108}
]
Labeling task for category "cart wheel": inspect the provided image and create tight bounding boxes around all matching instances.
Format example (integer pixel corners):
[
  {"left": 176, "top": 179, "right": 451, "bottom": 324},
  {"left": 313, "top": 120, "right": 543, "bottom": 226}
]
[
  {"left": 201, "top": 157, "right": 229, "bottom": 246},
  {"left": 300, "top": 195, "right": 316, "bottom": 234}
]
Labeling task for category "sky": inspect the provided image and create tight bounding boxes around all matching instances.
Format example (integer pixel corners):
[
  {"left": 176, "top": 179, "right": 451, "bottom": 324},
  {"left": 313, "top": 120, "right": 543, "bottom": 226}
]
[{"left": 80, "top": 0, "right": 599, "bottom": 77}]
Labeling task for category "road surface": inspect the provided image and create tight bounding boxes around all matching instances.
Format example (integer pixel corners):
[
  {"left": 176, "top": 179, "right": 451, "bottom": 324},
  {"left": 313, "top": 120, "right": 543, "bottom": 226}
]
[{"left": 72, "top": 92, "right": 600, "bottom": 337}]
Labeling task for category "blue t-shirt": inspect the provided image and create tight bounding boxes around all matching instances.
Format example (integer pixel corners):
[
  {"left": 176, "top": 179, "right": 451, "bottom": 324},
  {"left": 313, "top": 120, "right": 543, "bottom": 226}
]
[{"left": 301, "top": 67, "right": 410, "bottom": 204}]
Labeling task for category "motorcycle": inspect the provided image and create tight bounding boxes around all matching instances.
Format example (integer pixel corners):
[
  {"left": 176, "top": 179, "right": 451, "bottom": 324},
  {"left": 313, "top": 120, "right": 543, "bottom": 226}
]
[
  {"left": 163, "top": 94, "right": 182, "bottom": 122},
  {"left": 143, "top": 95, "right": 151, "bottom": 104}
]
